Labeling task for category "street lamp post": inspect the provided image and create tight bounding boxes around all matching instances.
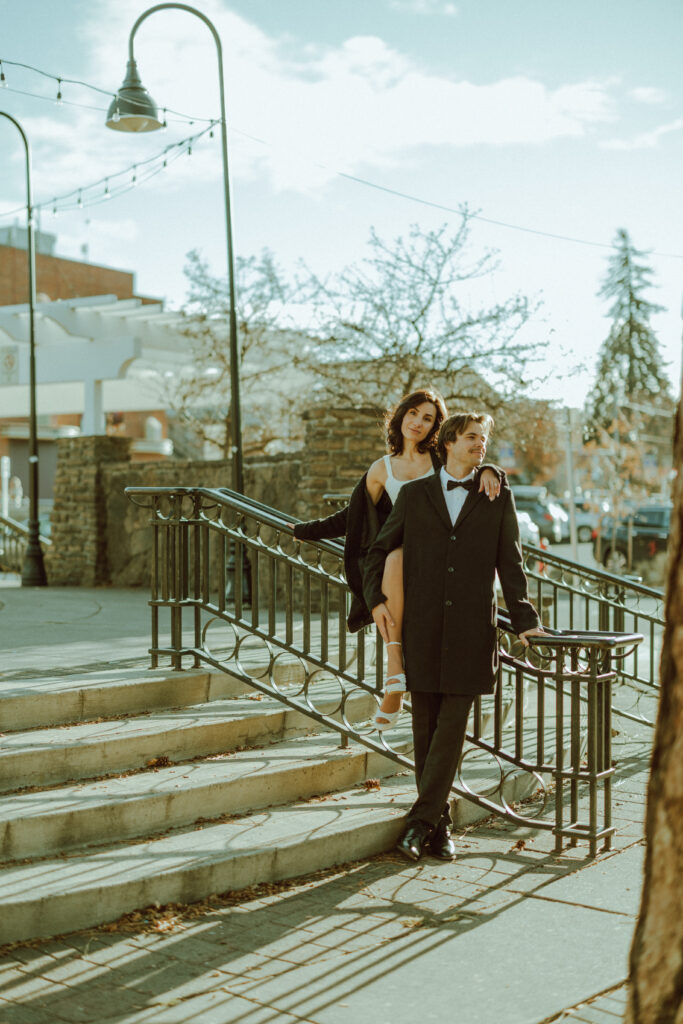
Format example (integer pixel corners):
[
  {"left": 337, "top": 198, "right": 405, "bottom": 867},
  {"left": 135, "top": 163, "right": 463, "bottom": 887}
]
[
  {"left": 0, "top": 111, "right": 48, "bottom": 587},
  {"left": 105, "top": 2, "right": 244, "bottom": 495}
]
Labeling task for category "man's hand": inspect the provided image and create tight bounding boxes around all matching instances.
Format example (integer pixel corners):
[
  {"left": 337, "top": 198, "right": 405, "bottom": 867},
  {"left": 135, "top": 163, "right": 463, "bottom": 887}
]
[
  {"left": 518, "top": 626, "right": 546, "bottom": 647},
  {"left": 479, "top": 469, "right": 501, "bottom": 502},
  {"left": 372, "top": 602, "right": 395, "bottom": 644}
]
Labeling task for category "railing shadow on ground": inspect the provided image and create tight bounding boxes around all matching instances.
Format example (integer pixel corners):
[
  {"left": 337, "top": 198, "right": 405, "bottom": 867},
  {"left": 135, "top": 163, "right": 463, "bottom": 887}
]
[
  {"left": 125, "top": 485, "right": 647, "bottom": 859},
  {"left": 0, "top": 828, "right": 633, "bottom": 1024}
]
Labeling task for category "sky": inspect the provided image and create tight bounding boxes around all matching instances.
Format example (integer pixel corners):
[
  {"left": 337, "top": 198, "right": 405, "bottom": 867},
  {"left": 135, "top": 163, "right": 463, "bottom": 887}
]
[{"left": 1, "top": 0, "right": 681, "bottom": 408}]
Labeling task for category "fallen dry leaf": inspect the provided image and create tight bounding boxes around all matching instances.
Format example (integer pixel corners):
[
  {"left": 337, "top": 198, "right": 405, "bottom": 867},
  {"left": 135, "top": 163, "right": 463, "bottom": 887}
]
[{"left": 146, "top": 756, "right": 172, "bottom": 769}]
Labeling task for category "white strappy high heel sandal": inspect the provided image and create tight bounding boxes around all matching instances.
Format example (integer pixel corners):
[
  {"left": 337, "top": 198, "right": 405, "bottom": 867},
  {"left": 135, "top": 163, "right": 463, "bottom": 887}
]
[{"left": 374, "top": 641, "right": 406, "bottom": 731}]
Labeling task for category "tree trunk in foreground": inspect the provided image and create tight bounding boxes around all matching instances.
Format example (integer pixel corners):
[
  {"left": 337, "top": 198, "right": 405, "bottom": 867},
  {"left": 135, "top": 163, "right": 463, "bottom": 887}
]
[{"left": 626, "top": 402, "right": 683, "bottom": 1024}]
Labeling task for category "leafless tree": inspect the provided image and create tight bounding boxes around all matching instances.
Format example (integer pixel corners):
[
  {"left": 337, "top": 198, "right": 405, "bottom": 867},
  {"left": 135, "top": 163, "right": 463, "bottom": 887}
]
[
  {"left": 296, "top": 209, "right": 543, "bottom": 416},
  {"left": 163, "top": 249, "right": 307, "bottom": 457}
]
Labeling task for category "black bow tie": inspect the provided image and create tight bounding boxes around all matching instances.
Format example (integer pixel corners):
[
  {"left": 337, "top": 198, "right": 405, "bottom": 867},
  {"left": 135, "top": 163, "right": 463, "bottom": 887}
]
[{"left": 447, "top": 478, "right": 474, "bottom": 491}]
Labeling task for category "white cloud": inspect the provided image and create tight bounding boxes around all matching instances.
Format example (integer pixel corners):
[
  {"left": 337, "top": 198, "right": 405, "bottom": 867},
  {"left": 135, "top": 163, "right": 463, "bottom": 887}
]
[
  {"left": 6, "top": 0, "right": 619, "bottom": 203},
  {"left": 629, "top": 86, "right": 667, "bottom": 105},
  {"left": 388, "top": 0, "right": 458, "bottom": 15},
  {"left": 602, "top": 117, "right": 683, "bottom": 150}
]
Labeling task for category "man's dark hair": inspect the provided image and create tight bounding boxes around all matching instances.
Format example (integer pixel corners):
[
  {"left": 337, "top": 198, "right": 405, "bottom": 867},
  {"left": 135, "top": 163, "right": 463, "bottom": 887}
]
[
  {"left": 385, "top": 388, "right": 448, "bottom": 456},
  {"left": 436, "top": 412, "right": 494, "bottom": 464}
]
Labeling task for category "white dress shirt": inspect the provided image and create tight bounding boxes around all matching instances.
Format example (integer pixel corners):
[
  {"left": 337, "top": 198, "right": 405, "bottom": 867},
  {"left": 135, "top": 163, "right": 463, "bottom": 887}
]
[{"left": 441, "top": 466, "right": 476, "bottom": 526}]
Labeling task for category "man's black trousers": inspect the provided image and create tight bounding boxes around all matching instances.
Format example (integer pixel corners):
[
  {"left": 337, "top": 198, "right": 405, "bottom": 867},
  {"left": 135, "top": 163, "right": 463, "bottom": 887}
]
[{"left": 407, "top": 692, "right": 474, "bottom": 830}]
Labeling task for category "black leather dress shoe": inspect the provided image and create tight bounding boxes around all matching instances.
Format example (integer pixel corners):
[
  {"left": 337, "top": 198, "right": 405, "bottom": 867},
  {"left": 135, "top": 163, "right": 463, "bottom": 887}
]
[
  {"left": 428, "top": 823, "right": 456, "bottom": 860},
  {"left": 396, "top": 822, "right": 432, "bottom": 862}
]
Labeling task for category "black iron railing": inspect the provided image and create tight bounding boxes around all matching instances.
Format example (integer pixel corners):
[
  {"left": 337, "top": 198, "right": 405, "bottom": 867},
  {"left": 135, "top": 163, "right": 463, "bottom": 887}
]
[
  {"left": 0, "top": 514, "right": 51, "bottom": 574},
  {"left": 127, "top": 485, "right": 643, "bottom": 856},
  {"left": 522, "top": 545, "right": 661, "bottom": 728},
  {"left": 323, "top": 493, "right": 663, "bottom": 728}
]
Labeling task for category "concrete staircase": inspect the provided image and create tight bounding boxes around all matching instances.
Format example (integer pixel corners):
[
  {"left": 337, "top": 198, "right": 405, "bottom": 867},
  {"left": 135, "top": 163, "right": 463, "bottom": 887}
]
[
  {"left": 0, "top": 663, "right": 418, "bottom": 946},
  {"left": 0, "top": 660, "right": 543, "bottom": 947}
]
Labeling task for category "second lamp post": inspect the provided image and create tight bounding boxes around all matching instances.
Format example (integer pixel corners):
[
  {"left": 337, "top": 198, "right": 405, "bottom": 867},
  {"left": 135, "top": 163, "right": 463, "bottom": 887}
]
[{"left": 106, "top": 2, "right": 244, "bottom": 495}]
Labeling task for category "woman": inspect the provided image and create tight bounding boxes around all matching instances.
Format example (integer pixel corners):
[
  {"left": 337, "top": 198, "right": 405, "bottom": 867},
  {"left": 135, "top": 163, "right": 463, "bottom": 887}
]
[{"left": 288, "top": 389, "right": 501, "bottom": 728}]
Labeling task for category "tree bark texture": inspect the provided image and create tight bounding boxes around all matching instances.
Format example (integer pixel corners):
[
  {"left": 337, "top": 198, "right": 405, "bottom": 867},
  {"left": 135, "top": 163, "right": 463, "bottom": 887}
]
[{"left": 626, "top": 402, "right": 683, "bottom": 1023}]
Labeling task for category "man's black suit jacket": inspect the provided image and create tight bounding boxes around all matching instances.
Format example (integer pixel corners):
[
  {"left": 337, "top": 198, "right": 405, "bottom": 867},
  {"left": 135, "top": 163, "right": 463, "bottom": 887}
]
[{"left": 362, "top": 472, "right": 540, "bottom": 696}]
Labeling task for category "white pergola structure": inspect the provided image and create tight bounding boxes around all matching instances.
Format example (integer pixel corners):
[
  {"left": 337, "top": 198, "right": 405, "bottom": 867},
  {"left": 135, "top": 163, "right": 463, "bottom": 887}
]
[{"left": 0, "top": 294, "right": 190, "bottom": 434}]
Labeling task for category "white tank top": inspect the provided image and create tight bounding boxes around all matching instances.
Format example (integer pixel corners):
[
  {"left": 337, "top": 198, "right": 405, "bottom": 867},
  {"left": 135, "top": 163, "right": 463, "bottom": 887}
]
[{"left": 383, "top": 455, "right": 434, "bottom": 505}]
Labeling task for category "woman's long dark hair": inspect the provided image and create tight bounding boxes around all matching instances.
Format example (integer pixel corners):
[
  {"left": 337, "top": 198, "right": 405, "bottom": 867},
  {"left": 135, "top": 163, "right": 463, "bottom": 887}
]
[{"left": 385, "top": 389, "right": 448, "bottom": 456}]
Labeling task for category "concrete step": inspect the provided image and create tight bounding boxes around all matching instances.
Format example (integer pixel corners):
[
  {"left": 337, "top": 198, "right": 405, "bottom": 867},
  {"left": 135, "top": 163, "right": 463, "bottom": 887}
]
[
  {"left": 0, "top": 775, "right": 416, "bottom": 945},
  {"left": 0, "top": 748, "right": 544, "bottom": 947},
  {"left": 0, "top": 667, "right": 251, "bottom": 732},
  {"left": 0, "top": 727, "right": 414, "bottom": 862},
  {"left": 0, "top": 688, "right": 376, "bottom": 793}
]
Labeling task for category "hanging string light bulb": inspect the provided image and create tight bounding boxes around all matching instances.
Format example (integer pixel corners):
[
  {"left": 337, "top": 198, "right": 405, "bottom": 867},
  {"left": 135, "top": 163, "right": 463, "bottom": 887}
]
[
  {"left": 0, "top": 61, "right": 7, "bottom": 87},
  {"left": 56, "top": 78, "right": 63, "bottom": 104}
]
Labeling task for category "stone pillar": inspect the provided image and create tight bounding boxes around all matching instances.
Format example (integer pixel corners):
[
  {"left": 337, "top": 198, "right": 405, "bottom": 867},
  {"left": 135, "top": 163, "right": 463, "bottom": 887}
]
[
  {"left": 295, "top": 406, "right": 384, "bottom": 521},
  {"left": 46, "top": 436, "right": 131, "bottom": 586}
]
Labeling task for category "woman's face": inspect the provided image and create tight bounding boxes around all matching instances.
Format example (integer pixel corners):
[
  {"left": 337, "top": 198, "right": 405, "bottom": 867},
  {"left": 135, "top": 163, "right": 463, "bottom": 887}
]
[{"left": 401, "top": 401, "right": 438, "bottom": 445}]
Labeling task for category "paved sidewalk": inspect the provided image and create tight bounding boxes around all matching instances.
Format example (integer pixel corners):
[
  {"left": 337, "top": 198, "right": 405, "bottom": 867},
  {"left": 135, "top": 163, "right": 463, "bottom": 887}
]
[{"left": 0, "top": 584, "right": 652, "bottom": 1023}]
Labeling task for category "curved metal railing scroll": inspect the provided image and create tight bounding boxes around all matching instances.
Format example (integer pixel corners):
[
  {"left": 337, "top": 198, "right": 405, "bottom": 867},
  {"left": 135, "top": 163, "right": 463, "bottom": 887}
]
[{"left": 126, "top": 485, "right": 644, "bottom": 856}]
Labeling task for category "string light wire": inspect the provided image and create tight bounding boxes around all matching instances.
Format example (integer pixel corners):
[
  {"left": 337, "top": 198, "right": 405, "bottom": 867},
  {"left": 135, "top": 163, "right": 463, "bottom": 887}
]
[
  {"left": 0, "top": 56, "right": 680, "bottom": 260},
  {"left": 0, "top": 56, "right": 216, "bottom": 124},
  {"left": 0, "top": 120, "right": 218, "bottom": 220}
]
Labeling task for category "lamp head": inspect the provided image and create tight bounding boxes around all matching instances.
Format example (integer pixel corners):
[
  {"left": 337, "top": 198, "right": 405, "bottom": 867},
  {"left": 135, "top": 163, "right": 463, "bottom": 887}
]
[{"left": 105, "top": 60, "right": 163, "bottom": 132}]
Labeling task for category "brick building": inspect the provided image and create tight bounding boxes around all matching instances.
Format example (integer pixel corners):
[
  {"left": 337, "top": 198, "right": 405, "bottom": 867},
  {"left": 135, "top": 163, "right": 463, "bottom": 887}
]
[{"left": 0, "top": 226, "right": 157, "bottom": 307}]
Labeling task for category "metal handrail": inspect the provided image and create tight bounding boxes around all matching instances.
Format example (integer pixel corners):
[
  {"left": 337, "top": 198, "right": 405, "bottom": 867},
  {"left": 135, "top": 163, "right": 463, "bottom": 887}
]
[
  {"left": 126, "top": 484, "right": 644, "bottom": 855},
  {"left": 0, "top": 513, "right": 51, "bottom": 573},
  {"left": 322, "top": 492, "right": 664, "bottom": 726},
  {"left": 523, "top": 540, "right": 663, "bottom": 599}
]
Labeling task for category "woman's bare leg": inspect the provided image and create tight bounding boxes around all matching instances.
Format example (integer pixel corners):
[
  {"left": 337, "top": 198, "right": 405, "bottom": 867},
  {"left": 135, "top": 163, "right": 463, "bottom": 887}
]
[{"left": 377, "top": 548, "right": 405, "bottom": 723}]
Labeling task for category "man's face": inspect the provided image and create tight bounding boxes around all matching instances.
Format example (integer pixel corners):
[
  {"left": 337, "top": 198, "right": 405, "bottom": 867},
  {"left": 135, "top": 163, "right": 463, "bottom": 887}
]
[{"left": 445, "top": 421, "right": 488, "bottom": 469}]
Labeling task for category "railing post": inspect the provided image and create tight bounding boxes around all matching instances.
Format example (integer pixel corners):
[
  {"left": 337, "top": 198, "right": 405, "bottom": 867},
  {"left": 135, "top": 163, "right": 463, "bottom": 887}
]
[
  {"left": 587, "top": 648, "right": 599, "bottom": 857},
  {"left": 603, "top": 655, "right": 613, "bottom": 851},
  {"left": 169, "top": 494, "right": 184, "bottom": 671},
  {"left": 554, "top": 649, "right": 564, "bottom": 854},
  {"left": 150, "top": 511, "right": 159, "bottom": 669}
]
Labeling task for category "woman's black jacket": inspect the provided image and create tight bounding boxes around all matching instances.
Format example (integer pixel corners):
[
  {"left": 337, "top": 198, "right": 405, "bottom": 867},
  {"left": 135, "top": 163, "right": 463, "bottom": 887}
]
[{"left": 293, "top": 454, "right": 501, "bottom": 633}]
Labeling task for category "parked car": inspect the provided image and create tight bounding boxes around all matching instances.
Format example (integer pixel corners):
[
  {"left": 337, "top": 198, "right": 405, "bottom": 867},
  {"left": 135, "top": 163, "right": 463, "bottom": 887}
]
[
  {"left": 517, "top": 510, "right": 541, "bottom": 547},
  {"left": 593, "top": 504, "right": 671, "bottom": 576},
  {"left": 512, "top": 492, "right": 563, "bottom": 543},
  {"left": 558, "top": 497, "right": 610, "bottom": 543}
]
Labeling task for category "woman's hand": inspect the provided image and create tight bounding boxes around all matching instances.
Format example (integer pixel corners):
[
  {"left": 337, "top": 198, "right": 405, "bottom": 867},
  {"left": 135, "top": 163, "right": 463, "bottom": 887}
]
[
  {"left": 372, "top": 602, "right": 395, "bottom": 644},
  {"left": 479, "top": 469, "right": 501, "bottom": 501}
]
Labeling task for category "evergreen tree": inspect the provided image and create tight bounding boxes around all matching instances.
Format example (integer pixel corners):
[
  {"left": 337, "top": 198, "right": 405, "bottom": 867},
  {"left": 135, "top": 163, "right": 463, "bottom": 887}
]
[{"left": 586, "top": 229, "right": 672, "bottom": 434}]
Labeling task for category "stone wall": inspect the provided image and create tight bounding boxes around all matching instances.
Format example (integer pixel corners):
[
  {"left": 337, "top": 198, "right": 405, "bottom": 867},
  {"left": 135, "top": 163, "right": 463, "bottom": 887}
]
[
  {"left": 46, "top": 436, "right": 132, "bottom": 586},
  {"left": 45, "top": 405, "right": 388, "bottom": 587},
  {"left": 104, "top": 453, "right": 303, "bottom": 587},
  {"left": 294, "top": 406, "right": 385, "bottom": 522}
]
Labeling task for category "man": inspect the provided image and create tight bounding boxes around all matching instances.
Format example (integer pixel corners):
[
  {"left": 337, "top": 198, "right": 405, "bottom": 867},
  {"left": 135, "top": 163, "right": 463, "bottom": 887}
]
[{"left": 363, "top": 412, "right": 544, "bottom": 861}]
